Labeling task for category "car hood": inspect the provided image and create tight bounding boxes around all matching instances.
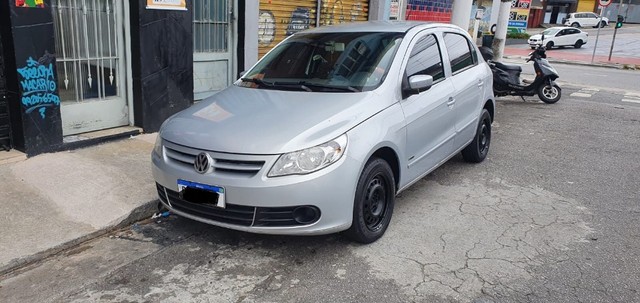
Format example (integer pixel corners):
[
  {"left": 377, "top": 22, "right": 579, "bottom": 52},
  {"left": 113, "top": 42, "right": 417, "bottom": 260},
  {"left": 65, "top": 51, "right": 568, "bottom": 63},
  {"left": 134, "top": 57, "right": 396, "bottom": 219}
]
[
  {"left": 160, "top": 85, "right": 388, "bottom": 154},
  {"left": 529, "top": 34, "right": 543, "bottom": 40}
]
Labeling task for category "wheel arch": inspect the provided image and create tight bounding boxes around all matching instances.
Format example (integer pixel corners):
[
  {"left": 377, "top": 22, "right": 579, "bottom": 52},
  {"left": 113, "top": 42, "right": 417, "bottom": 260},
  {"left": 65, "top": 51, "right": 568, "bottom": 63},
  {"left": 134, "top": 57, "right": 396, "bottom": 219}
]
[
  {"left": 483, "top": 99, "right": 495, "bottom": 123},
  {"left": 369, "top": 147, "right": 401, "bottom": 192}
]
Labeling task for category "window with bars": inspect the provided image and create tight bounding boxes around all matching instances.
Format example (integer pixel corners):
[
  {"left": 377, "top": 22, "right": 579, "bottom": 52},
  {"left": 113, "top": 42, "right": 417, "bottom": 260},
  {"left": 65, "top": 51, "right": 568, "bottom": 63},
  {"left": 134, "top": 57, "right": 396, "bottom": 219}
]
[
  {"left": 193, "top": 0, "right": 229, "bottom": 53},
  {"left": 51, "top": 0, "right": 121, "bottom": 103}
]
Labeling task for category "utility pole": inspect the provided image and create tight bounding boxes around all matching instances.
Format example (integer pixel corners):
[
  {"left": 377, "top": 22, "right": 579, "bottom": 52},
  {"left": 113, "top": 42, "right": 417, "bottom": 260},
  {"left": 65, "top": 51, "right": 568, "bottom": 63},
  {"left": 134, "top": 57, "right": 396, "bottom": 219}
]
[
  {"left": 451, "top": 0, "right": 474, "bottom": 32},
  {"left": 492, "top": 0, "right": 512, "bottom": 61}
]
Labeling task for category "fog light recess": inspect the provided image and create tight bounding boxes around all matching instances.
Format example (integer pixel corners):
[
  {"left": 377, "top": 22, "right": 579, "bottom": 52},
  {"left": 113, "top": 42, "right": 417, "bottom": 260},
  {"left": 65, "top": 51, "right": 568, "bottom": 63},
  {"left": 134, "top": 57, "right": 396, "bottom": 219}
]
[{"left": 292, "top": 206, "right": 321, "bottom": 225}]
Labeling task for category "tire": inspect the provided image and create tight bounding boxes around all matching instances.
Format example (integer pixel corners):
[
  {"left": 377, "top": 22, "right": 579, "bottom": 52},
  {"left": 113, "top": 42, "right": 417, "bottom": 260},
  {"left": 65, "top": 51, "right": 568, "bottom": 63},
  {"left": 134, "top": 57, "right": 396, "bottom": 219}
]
[
  {"left": 462, "top": 109, "right": 492, "bottom": 163},
  {"left": 530, "top": 46, "right": 536, "bottom": 50},
  {"left": 574, "top": 40, "right": 583, "bottom": 48},
  {"left": 538, "top": 83, "right": 561, "bottom": 104},
  {"left": 345, "top": 158, "right": 396, "bottom": 244},
  {"left": 599, "top": 21, "right": 606, "bottom": 28},
  {"left": 545, "top": 41, "right": 554, "bottom": 49},
  {"left": 571, "top": 22, "right": 580, "bottom": 28}
]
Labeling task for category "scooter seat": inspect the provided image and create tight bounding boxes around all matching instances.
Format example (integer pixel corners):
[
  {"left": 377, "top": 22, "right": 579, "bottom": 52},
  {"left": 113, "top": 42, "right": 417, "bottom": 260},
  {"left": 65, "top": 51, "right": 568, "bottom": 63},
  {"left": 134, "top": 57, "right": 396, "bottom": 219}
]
[{"left": 493, "top": 61, "right": 522, "bottom": 72}]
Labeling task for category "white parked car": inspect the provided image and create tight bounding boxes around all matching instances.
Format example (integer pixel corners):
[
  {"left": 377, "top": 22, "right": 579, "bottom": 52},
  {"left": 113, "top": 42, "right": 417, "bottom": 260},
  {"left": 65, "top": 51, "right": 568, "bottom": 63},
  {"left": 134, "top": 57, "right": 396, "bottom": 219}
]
[
  {"left": 528, "top": 27, "right": 588, "bottom": 50},
  {"left": 564, "top": 12, "right": 608, "bottom": 28}
]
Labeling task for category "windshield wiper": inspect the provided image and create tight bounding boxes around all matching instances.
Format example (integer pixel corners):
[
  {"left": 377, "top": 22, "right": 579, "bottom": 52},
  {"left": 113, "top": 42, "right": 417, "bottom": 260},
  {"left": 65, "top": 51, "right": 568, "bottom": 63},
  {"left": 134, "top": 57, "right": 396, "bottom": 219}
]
[
  {"left": 296, "top": 82, "right": 360, "bottom": 92},
  {"left": 240, "top": 77, "right": 274, "bottom": 87},
  {"left": 240, "top": 78, "right": 311, "bottom": 92}
]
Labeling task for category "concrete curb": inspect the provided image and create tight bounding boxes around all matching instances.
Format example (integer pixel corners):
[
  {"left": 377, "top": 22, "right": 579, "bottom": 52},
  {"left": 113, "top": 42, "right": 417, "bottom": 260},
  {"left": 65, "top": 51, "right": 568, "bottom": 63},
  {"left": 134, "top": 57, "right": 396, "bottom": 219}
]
[
  {"left": 503, "top": 55, "right": 640, "bottom": 70},
  {"left": 0, "top": 199, "right": 159, "bottom": 277}
]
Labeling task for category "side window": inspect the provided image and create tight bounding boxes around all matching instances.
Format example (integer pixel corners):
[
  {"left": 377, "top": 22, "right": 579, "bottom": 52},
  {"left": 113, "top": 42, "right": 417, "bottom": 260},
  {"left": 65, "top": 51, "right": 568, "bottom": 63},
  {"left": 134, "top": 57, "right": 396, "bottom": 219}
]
[
  {"left": 405, "top": 34, "right": 445, "bottom": 82},
  {"left": 443, "top": 33, "right": 475, "bottom": 74}
]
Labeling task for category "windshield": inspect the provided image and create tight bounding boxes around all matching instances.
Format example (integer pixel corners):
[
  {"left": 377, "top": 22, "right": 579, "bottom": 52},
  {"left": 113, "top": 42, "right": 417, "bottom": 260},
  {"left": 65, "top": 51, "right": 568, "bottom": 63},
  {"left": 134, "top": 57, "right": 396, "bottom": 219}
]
[
  {"left": 541, "top": 28, "right": 560, "bottom": 36},
  {"left": 238, "top": 32, "right": 404, "bottom": 92}
]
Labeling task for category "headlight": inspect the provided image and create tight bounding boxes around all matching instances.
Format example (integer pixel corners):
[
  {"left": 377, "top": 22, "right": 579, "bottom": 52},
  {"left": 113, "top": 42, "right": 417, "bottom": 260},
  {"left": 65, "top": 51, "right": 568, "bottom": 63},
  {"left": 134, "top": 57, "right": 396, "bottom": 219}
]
[
  {"left": 268, "top": 134, "right": 347, "bottom": 177},
  {"left": 153, "top": 134, "right": 163, "bottom": 156}
]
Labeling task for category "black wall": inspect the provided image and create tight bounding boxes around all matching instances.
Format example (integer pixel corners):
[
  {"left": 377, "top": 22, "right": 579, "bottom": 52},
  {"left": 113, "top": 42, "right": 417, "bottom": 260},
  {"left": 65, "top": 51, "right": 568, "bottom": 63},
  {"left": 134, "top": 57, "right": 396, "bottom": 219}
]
[
  {"left": 0, "top": 28, "right": 13, "bottom": 151},
  {"left": 0, "top": 0, "right": 63, "bottom": 155},
  {"left": 130, "top": 1, "right": 194, "bottom": 132}
]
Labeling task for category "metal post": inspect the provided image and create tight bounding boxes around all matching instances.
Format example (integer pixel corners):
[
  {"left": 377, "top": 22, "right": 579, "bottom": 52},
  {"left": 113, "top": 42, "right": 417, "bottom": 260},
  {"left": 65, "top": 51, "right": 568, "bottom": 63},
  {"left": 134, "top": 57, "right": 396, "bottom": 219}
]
[
  {"left": 591, "top": 7, "right": 604, "bottom": 63},
  {"left": 608, "top": 0, "right": 624, "bottom": 61}
]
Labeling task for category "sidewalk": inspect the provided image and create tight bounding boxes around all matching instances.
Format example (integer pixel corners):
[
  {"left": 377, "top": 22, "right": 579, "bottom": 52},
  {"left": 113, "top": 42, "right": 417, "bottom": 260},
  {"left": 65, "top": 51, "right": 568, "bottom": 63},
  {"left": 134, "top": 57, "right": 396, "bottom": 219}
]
[
  {"left": 0, "top": 134, "right": 159, "bottom": 275},
  {"left": 504, "top": 46, "right": 640, "bottom": 68}
]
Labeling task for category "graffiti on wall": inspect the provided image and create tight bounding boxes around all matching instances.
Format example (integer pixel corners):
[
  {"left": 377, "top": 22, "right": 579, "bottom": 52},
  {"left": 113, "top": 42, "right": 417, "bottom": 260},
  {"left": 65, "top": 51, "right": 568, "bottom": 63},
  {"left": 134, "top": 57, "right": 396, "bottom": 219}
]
[
  {"left": 258, "top": 0, "right": 368, "bottom": 57},
  {"left": 17, "top": 56, "right": 60, "bottom": 119},
  {"left": 15, "top": 0, "right": 45, "bottom": 8}
]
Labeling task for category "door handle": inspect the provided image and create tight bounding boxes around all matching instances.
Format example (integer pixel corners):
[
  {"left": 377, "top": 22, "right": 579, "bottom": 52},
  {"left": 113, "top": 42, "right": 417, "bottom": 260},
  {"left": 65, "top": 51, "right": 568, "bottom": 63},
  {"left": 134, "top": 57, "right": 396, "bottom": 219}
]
[
  {"left": 477, "top": 79, "right": 484, "bottom": 87},
  {"left": 447, "top": 97, "right": 456, "bottom": 107}
]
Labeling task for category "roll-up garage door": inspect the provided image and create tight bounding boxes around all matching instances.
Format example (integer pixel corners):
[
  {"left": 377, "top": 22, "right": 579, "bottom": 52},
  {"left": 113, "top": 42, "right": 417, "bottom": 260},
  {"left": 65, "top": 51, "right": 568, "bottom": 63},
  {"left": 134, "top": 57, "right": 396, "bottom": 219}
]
[
  {"left": 258, "top": 0, "right": 369, "bottom": 58},
  {"left": 577, "top": 0, "right": 596, "bottom": 13},
  {"left": 258, "top": 0, "right": 318, "bottom": 58},
  {"left": 318, "top": 1, "right": 369, "bottom": 26}
]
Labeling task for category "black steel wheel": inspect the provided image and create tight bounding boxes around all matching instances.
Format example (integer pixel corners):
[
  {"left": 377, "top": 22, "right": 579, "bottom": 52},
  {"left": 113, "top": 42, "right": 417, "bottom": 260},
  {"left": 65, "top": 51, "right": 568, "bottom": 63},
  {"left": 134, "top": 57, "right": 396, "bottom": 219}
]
[
  {"left": 345, "top": 158, "right": 395, "bottom": 244},
  {"left": 538, "top": 83, "right": 561, "bottom": 104},
  {"left": 462, "top": 109, "right": 492, "bottom": 163}
]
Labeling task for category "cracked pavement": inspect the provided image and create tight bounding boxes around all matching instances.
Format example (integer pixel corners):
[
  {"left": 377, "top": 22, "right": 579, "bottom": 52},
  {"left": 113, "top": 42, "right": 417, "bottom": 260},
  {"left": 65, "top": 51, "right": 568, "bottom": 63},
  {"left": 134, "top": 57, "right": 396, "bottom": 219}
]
[{"left": 1, "top": 86, "right": 639, "bottom": 302}]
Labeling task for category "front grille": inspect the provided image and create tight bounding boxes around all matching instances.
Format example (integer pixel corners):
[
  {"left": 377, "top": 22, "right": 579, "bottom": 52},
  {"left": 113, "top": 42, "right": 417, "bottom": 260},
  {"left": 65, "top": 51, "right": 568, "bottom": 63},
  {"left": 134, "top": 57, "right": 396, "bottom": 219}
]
[
  {"left": 156, "top": 184, "right": 320, "bottom": 227},
  {"left": 164, "top": 186, "right": 255, "bottom": 226},
  {"left": 163, "top": 142, "right": 265, "bottom": 177}
]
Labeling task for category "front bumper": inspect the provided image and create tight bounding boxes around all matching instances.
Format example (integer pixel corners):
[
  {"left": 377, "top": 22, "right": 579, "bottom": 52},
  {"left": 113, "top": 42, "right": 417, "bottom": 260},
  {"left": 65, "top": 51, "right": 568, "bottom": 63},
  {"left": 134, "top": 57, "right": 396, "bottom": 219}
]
[{"left": 151, "top": 140, "right": 360, "bottom": 235}]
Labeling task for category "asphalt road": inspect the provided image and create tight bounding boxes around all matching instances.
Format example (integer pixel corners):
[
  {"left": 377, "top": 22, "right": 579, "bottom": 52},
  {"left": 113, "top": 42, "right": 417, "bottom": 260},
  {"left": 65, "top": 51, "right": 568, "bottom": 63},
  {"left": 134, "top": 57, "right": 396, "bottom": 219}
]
[
  {"left": 2, "top": 68, "right": 640, "bottom": 302},
  {"left": 518, "top": 24, "right": 640, "bottom": 59}
]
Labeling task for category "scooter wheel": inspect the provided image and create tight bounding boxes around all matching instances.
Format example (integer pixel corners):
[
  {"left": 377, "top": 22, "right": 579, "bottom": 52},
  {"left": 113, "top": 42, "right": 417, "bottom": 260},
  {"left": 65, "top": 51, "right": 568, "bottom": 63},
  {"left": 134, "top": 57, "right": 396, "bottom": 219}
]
[{"left": 538, "top": 84, "right": 561, "bottom": 104}]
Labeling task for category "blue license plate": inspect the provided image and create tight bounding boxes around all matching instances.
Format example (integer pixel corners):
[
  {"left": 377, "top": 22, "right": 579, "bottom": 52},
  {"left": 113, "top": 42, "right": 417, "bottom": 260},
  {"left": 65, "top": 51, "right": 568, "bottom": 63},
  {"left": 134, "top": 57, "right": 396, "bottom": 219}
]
[{"left": 177, "top": 179, "right": 226, "bottom": 208}]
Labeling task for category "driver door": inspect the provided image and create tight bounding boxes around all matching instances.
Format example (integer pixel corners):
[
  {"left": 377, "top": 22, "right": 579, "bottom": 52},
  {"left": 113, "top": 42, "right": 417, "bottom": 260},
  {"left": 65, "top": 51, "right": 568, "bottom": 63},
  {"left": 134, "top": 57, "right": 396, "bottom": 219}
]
[{"left": 400, "top": 32, "right": 456, "bottom": 182}]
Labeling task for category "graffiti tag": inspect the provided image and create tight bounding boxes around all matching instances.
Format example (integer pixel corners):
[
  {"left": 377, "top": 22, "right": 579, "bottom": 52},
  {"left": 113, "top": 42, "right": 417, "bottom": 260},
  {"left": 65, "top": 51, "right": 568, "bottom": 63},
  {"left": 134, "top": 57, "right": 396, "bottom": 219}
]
[{"left": 17, "top": 57, "right": 60, "bottom": 119}]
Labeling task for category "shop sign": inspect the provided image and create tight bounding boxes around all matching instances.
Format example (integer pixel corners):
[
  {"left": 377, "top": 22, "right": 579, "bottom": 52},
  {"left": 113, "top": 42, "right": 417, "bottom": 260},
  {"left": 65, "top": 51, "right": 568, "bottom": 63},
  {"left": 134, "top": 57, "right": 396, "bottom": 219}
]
[
  {"left": 508, "top": 0, "right": 531, "bottom": 33},
  {"left": 146, "top": 0, "right": 187, "bottom": 11}
]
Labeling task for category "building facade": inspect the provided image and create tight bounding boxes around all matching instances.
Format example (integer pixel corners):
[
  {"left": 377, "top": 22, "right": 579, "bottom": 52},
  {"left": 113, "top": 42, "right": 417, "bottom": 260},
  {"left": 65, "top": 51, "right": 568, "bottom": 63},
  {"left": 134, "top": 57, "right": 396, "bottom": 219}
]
[{"left": 2, "top": 0, "right": 463, "bottom": 156}]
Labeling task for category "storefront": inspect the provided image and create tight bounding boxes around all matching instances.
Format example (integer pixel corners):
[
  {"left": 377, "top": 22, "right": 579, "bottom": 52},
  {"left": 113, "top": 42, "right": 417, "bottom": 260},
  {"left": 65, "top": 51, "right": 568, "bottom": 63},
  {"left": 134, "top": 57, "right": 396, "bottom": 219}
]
[
  {"left": 544, "top": 0, "right": 576, "bottom": 24},
  {"left": 0, "top": 0, "right": 386, "bottom": 156},
  {"left": 1, "top": 0, "right": 193, "bottom": 155}
]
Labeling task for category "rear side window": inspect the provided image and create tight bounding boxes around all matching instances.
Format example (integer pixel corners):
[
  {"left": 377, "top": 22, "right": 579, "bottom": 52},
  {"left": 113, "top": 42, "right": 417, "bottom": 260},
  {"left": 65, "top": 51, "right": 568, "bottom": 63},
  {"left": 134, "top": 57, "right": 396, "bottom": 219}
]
[
  {"left": 405, "top": 34, "right": 445, "bottom": 82},
  {"left": 443, "top": 33, "right": 475, "bottom": 74}
]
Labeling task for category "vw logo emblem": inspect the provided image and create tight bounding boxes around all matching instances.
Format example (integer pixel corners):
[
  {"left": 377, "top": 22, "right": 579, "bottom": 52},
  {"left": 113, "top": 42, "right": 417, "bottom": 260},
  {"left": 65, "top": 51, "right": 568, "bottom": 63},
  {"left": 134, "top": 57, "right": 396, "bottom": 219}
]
[{"left": 194, "top": 152, "right": 211, "bottom": 174}]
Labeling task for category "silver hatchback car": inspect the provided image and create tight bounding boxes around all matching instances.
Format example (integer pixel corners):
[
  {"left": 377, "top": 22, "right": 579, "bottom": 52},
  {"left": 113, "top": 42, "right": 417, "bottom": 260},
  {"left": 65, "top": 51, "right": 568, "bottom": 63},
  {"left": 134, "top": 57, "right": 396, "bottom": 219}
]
[{"left": 152, "top": 22, "right": 495, "bottom": 243}]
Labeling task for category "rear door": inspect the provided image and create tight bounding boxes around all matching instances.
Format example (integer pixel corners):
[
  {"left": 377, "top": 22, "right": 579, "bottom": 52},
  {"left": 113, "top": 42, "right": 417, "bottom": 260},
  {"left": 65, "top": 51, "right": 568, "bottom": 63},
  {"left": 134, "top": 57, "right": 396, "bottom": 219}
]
[
  {"left": 400, "top": 32, "right": 456, "bottom": 181},
  {"left": 442, "top": 32, "right": 485, "bottom": 151}
]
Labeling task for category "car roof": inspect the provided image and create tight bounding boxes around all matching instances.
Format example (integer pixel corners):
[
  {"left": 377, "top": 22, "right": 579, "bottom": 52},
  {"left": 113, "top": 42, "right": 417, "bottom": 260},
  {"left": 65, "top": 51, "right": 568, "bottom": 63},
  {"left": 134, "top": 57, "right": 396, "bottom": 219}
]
[
  {"left": 299, "top": 21, "right": 461, "bottom": 34},
  {"left": 546, "top": 26, "right": 578, "bottom": 30}
]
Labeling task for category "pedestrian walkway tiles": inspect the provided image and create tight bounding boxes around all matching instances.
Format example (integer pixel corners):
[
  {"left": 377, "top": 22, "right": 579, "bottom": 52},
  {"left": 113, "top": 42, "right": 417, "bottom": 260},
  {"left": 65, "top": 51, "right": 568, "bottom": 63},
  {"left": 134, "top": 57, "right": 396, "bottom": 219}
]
[
  {"left": 621, "top": 92, "right": 640, "bottom": 104},
  {"left": 570, "top": 87, "right": 599, "bottom": 98}
]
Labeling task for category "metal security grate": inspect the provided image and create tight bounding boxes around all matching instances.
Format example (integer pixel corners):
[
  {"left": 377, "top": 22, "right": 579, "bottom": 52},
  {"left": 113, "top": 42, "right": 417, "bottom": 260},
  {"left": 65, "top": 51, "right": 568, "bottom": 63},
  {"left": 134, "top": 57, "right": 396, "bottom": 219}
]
[
  {"left": 51, "top": 0, "right": 121, "bottom": 103},
  {"left": 193, "top": 0, "right": 230, "bottom": 53}
]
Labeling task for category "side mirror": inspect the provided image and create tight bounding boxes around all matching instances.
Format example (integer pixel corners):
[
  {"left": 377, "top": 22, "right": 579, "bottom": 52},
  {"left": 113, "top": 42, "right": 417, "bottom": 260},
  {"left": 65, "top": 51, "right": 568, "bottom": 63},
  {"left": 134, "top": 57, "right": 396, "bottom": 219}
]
[{"left": 405, "top": 75, "right": 433, "bottom": 97}]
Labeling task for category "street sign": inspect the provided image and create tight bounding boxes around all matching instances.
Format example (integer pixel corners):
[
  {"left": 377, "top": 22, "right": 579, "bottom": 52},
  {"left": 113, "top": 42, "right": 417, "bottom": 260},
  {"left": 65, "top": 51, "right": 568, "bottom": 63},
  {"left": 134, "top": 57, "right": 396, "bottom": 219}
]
[{"left": 599, "top": 0, "right": 612, "bottom": 7}]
